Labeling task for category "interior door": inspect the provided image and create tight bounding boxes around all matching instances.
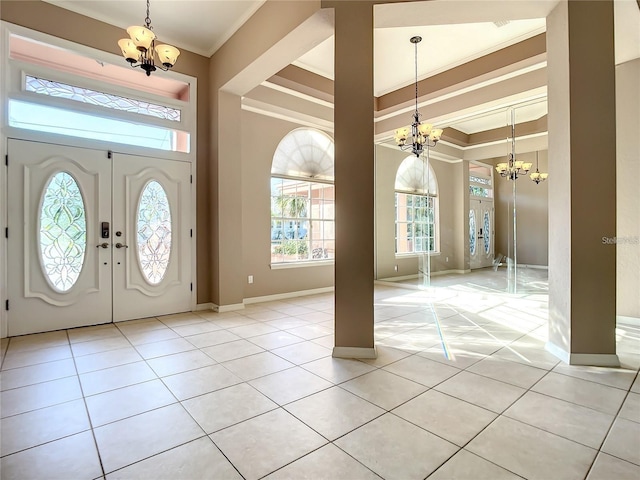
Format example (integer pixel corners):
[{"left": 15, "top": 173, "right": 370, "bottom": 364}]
[
  {"left": 7, "top": 139, "right": 112, "bottom": 336},
  {"left": 470, "top": 198, "right": 494, "bottom": 269},
  {"left": 111, "top": 153, "right": 191, "bottom": 322}
]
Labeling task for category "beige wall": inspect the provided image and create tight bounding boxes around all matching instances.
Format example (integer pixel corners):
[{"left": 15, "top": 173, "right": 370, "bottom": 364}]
[
  {"left": 0, "top": 0, "right": 213, "bottom": 304},
  {"left": 240, "top": 111, "right": 334, "bottom": 298},
  {"left": 492, "top": 151, "right": 549, "bottom": 267},
  {"left": 375, "top": 145, "right": 466, "bottom": 279},
  {"left": 616, "top": 58, "right": 640, "bottom": 319}
]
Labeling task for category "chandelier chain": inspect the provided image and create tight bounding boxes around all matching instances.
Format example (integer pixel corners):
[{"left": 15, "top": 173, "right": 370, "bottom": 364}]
[
  {"left": 414, "top": 39, "right": 419, "bottom": 117},
  {"left": 145, "top": 0, "right": 152, "bottom": 29}
]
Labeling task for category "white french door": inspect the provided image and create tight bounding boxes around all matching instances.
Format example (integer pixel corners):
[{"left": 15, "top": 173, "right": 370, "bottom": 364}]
[
  {"left": 6, "top": 139, "right": 192, "bottom": 336},
  {"left": 470, "top": 198, "right": 494, "bottom": 270}
]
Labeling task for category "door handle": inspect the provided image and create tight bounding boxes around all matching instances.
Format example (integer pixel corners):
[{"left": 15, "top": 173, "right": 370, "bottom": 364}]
[
  {"left": 115, "top": 243, "right": 129, "bottom": 249},
  {"left": 96, "top": 242, "right": 109, "bottom": 249}
]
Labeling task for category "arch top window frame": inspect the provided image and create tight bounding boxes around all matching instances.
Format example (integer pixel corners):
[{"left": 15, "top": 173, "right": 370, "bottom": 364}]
[{"left": 270, "top": 128, "right": 335, "bottom": 266}]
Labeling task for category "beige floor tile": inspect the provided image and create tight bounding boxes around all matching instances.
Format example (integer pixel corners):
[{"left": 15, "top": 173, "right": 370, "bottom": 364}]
[
  {"left": 285, "top": 324, "right": 332, "bottom": 340},
  {"left": 106, "top": 436, "right": 241, "bottom": 480},
  {"left": 1, "top": 399, "right": 90, "bottom": 455},
  {"left": 86, "top": 379, "right": 176, "bottom": 426},
  {"left": 504, "top": 390, "right": 615, "bottom": 449},
  {"left": 145, "top": 349, "right": 216, "bottom": 377},
  {"left": 467, "top": 356, "right": 549, "bottom": 388},
  {"left": 434, "top": 371, "right": 525, "bottom": 414},
  {"left": 266, "top": 317, "right": 310, "bottom": 330},
  {"left": 0, "top": 358, "right": 76, "bottom": 391},
  {"left": 79, "top": 361, "right": 157, "bottom": 396},
  {"left": 301, "top": 356, "right": 376, "bottom": 384},
  {"left": 184, "top": 329, "right": 242, "bottom": 348},
  {"left": 70, "top": 335, "right": 132, "bottom": 357},
  {"left": 169, "top": 321, "right": 221, "bottom": 337},
  {"left": 418, "top": 345, "right": 487, "bottom": 369},
  {"left": 467, "top": 416, "right": 597, "bottom": 480},
  {"left": 0, "top": 430, "right": 102, "bottom": 480},
  {"left": 532, "top": 372, "right": 628, "bottom": 415},
  {"left": 587, "top": 452, "right": 640, "bottom": 480},
  {"left": 249, "top": 331, "right": 306, "bottom": 349},
  {"left": 6, "top": 330, "right": 69, "bottom": 353},
  {"left": 2, "top": 344, "right": 72, "bottom": 370},
  {"left": 243, "top": 309, "right": 290, "bottom": 322},
  {"left": 93, "top": 404, "right": 204, "bottom": 474},
  {"left": 115, "top": 319, "right": 166, "bottom": 335},
  {"left": 201, "top": 339, "right": 264, "bottom": 362},
  {"left": 209, "top": 315, "right": 258, "bottom": 329},
  {"left": 250, "top": 366, "right": 332, "bottom": 405},
  {"left": 227, "top": 322, "right": 279, "bottom": 339},
  {"left": 74, "top": 346, "right": 143, "bottom": 374},
  {"left": 492, "top": 339, "right": 561, "bottom": 370},
  {"left": 221, "top": 351, "right": 295, "bottom": 381},
  {"left": 552, "top": 362, "right": 637, "bottom": 390},
  {"left": 429, "top": 449, "right": 522, "bottom": 480},
  {"left": 67, "top": 324, "right": 123, "bottom": 344},
  {"left": 601, "top": 417, "right": 640, "bottom": 465},
  {"left": 361, "top": 345, "right": 412, "bottom": 367},
  {"left": 393, "top": 389, "right": 497, "bottom": 447},
  {"left": 383, "top": 355, "right": 460, "bottom": 387},
  {"left": 134, "top": 337, "right": 196, "bottom": 359},
  {"left": 285, "top": 386, "right": 384, "bottom": 440},
  {"left": 619, "top": 392, "right": 640, "bottom": 423},
  {"left": 210, "top": 408, "right": 326, "bottom": 480},
  {"left": 163, "top": 364, "right": 243, "bottom": 400},
  {"left": 182, "top": 383, "right": 277, "bottom": 433},
  {"left": 123, "top": 327, "right": 181, "bottom": 346},
  {"left": 631, "top": 375, "right": 640, "bottom": 394},
  {"left": 341, "top": 369, "right": 427, "bottom": 410},
  {"left": 296, "top": 311, "right": 334, "bottom": 323},
  {"left": 271, "top": 342, "right": 332, "bottom": 365},
  {"left": 0, "top": 375, "right": 82, "bottom": 418},
  {"left": 310, "top": 334, "right": 335, "bottom": 349},
  {"left": 0, "top": 338, "right": 8, "bottom": 358},
  {"left": 157, "top": 312, "right": 207, "bottom": 327},
  {"left": 264, "top": 443, "right": 380, "bottom": 480},
  {"left": 335, "top": 413, "right": 458, "bottom": 480}
]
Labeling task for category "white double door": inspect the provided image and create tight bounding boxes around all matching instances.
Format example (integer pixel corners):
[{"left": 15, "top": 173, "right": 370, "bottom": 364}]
[
  {"left": 7, "top": 139, "right": 192, "bottom": 336},
  {"left": 470, "top": 198, "right": 494, "bottom": 270}
]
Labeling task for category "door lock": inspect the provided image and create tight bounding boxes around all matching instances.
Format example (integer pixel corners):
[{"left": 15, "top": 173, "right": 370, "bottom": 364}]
[
  {"left": 115, "top": 243, "right": 129, "bottom": 249},
  {"left": 96, "top": 242, "right": 109, "bottom": 249}
]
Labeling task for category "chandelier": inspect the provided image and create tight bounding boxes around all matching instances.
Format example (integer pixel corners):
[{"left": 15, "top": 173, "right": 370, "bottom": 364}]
[
  {"left": 495, "top": 109, "right": 532, "bottom": 180},
  {"left": 394, "top": 36, "right": 443, "bottom": 157},
  {"left": 118, "top": 0, "right": 180, "bottom": 76},
  {"left": 530, "top": 151, "right": 549, "bottom": 184}
]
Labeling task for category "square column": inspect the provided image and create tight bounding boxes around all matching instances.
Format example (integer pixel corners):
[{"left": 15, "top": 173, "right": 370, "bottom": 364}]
[
  {"left": 546, "top": 0, "right": 618, "bottom": 365},
  {"left": 330, "top": 1, "right": 376, "bottom": 358}
]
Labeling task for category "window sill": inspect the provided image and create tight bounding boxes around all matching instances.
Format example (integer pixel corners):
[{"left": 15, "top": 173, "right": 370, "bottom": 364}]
[{"left": 270, "top": 260, "right": 334, "bottom": 270}]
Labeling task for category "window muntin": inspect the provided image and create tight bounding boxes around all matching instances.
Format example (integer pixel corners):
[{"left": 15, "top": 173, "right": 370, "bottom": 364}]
[
  {"left": 272, "top": 129, "right": 334, "bottom": 181},
  {"left": 469, "top": 185, "right": 492, "bottom": 197},
  {"left": 270, "top": 178, "right": 335, "bottom": 263},
  {"left": 136, "top": 180, "right": 172, "bottom": 285},
  {"left": 25, "top": 75, "right": 181, "bottom": 122},
  {"left": 395, "top": 192, "right": 436, "bottom": 254},
  {"left": 9, "top": 100, "right": 189, "bottom": 152},
  {"left": 39, "top": 171, "right": 87, "bottom": 292}
]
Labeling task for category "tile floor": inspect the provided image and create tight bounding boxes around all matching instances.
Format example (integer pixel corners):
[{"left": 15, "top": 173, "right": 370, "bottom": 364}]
[{"left": 1, "top": 274, "right": 639, "bottom": 479}]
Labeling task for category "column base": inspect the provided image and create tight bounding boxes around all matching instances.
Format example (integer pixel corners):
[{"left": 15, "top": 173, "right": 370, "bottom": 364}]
[
  {"left": 546, "top": 341, "right": 620, "bottom": 367},
  {"left": 332, "top": 346, "right": 377, "bottom": 359}
]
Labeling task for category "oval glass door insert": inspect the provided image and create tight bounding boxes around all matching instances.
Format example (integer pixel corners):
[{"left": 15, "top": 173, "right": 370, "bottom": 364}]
[
  {"left": 484, "top": 211, "right": 491, "bottom": 254},
  {"left": 137, "top": 180, "right": 172, "bottom": 285},
  {"left": 469, "top": 210, "right": 477, "bottom": 256},
  {"left": 39, "top": 171, "right": 87, "bottom": 292}
]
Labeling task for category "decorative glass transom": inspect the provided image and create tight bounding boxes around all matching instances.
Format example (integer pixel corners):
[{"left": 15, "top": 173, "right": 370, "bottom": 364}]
[
  {"left": 39, "top": 172, "right": 87, "bottom": 292},
  {"left": 469, "top": 210, "right": 477, "bottom": 256},
  {"left": 26, "top": 75, "right": 181, "bottom": 122},
  {"left": 136, "top": 181, "right": 172, "bottom": 284},
  {"left": 484, "top": 211, "right": 491, "bottom": 254},
  {"left": 395, "top": 155, "right": 437, "bottom": 196},
  {"left": 272, "top": 129, "right": 334, "bottom": 181}
]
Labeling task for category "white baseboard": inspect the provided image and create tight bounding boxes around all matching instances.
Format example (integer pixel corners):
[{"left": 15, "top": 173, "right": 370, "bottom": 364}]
[
  {"left": 378, "top": 274, "right": 418, "bottom": 282},
  {"left": 244, "top": 286, "right": 334, "bottom": 305},
  {"left": 431, "top": 269, "right": 471, "bottom": 276},
  {"left": 617, "top": 315, "right": 640, "bottom": 326},
  {"left": 195, "top": 303, "right": 214, "bottom": 312},
  {"left": 214, "top": 303, "right": 245, "bottom": 313},
  {"left": 332, "top": 346, "right": 377, "bottom": 359},
  {"left": 518, "top": 264, "right": 549, "bottom": 270},
  {"left": 546, "top": 341, "right": 620, "bottom": 367}
]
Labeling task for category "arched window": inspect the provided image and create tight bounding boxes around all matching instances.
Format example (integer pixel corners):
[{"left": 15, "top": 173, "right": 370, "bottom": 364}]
[
  {"left": 395, "top": 156, "right": 439, "bottom": 254},
  {"left": 270, "top": 128, "right": 335, "bottom": 264}
]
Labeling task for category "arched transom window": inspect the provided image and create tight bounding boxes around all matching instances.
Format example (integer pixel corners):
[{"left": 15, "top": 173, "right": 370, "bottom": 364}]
[
  {"left": 395, "top": 155, "right": 439, "bottom": 254},
  {"left": 270, "top": 128, "right": 335, "bottom": 264}
]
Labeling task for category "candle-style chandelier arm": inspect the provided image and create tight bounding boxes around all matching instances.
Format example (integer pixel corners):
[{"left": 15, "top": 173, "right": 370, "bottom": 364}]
[
  {"left": 118, "top": 0, "right": 180, "bottom": 77},
  {"left": 394, "top": 36, "right": 443, "bottom": 157}
]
